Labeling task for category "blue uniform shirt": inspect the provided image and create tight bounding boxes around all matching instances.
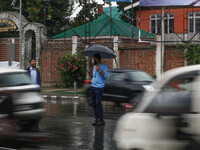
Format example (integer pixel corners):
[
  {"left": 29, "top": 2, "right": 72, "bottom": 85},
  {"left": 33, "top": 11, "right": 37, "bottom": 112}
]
[{"left": 91, "top": 63, "right": 108, "bottom": 88}]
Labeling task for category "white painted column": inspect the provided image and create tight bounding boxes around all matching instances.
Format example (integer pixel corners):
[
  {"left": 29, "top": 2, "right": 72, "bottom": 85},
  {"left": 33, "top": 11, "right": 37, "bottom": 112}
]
[
  {"left": 85, "top": 45, "right": 90, "bottom": 80},
  {"left": 36, "top": 30, "right": 42, "bottom": 70},
  {"left": 72, "top": 35, "right": 78, "bottom": 55},
  {"left": 113, "top": 35, "right": 119, "bottom": 68},
  {"left": 161, "top": 7, "right": 165, "bottom": 74},
  {"left": 156, "top": 35, "right": 162, "bottom": 80},
  {"left": 184, "top": 34, "right": 188, "bottom": 66},
  {"left": 21, "top": 32, "right": 26, "bottom": 69}
]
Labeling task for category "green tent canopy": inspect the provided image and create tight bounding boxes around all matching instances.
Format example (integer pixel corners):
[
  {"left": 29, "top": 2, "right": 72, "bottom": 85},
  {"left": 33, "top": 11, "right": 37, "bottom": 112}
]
[
  {"left": 52, "top": 16, "right": 155, "bottom": 39},
  {"left": 52, "top": 6, "right": 155, "bottom": 39}
]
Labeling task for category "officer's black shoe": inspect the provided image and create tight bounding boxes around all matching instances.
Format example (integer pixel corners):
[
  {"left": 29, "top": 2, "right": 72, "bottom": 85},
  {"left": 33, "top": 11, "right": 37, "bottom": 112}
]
[
  {"left": 92, "top": 120, "right": 98, "bottom": 126},
  {"left": 96, "top": 120, "right": 105, "bottom": 126}
]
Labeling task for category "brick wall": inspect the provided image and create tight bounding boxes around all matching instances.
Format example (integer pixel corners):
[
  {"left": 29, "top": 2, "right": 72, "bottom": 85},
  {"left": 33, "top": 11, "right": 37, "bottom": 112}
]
[
  {"left": 15, "top": 39, "right": 19, "bottom": 61},
  {"left": 119, "top": 49, "right": 156, "bottom": 76},
  {"left": 41, "top": 39, "right": 185, "bottom": 87},
  {"left": 0, "top": 39, "right": 7, "bottom": 61},
  {"left": 119, "top": 42, "right": 156, "bottom": 76},
  {"left": 41, "top": 40, "right": 72, "bottom": 87},
  {"left": 0, "top": 38, "right": 185, "bottom": 87},
  {"left": 164, "top": 48, "right": 185, "bottom": 71},
  {"left": 0, "top": 38, "right": 19, "bottom": 61}
]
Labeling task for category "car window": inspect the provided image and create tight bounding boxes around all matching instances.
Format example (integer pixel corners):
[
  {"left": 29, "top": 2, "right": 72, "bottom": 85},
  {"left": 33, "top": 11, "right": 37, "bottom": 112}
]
[
  {"left": 107, "top": 72, "right": 127, "bottom": 81},
  {"left": 144, "top": 71, "right": 199, "bottom": 114},
  {"left": 128, "top": 71, "right": 153, "bottom": 82},
  {"left": 162, "top": 78, "right": 194, "bottom": 92},
  {"left": 0, "top": 73, "right": 32, "bottom": 87}
]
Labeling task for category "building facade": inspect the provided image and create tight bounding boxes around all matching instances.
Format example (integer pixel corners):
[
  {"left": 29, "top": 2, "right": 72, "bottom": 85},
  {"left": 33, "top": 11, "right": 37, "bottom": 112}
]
[{"left": 136, "top": 7, "right": 200, "bottom": 43}]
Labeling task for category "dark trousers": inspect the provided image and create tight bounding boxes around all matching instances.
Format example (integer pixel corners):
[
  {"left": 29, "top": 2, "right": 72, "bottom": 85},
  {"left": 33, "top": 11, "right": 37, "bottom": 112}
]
[{"left": 91, "top": 86, "right": 104, "bottom": 120}]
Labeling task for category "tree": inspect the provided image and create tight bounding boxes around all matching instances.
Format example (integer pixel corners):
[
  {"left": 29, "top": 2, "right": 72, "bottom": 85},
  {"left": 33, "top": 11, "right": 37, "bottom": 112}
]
[
  {"left": 0, "top": 0, "right": 15, "bottom": 12},
  {"left": 25, "top": 0, "right": 74, "bottom": 37},
  {"left": 177, "top": 43, "right": 200, "bottom": 65},
  {"left": 70, "top": 0, "right": 98, "bottom": 29},
  {"left": 0, "top": 0, "right": 75, "bottom": 37}
]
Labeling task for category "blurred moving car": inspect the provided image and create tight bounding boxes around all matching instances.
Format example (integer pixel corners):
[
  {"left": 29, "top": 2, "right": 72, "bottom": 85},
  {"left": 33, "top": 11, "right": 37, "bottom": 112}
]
[
  {"left": 114, "top": 65, "right": 200, "bottom": 150},
  {"left": 85, "top": 69, "right": 153, "bottom": 104},
  {"left": 0, "top": 67, "right": 45, "bottom": 131}
]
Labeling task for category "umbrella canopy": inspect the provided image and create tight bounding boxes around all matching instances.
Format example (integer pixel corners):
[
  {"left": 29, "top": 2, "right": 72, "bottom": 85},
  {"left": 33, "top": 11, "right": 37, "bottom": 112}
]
[{"left": 81, "top": 45, "right": 116, "bottom": 59}]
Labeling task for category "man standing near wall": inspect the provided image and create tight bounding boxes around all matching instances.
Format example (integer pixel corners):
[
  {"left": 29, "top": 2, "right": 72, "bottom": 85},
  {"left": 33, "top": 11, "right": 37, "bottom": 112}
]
[
  {"left": 91, "top": 53, "right": 108, "bottom": 126},
  {"left": 26, "top": 59, "right": 41, "bottom": 86}
]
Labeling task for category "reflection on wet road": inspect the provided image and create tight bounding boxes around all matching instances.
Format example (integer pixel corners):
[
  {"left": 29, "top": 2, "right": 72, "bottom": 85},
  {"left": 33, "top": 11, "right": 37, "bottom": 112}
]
[{"left": 39, "top": 98, "right": 129, "bottom": 150}]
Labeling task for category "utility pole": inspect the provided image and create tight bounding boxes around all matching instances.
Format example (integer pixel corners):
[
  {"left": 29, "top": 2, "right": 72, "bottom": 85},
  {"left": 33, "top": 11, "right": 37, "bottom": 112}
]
[
  {"left": 161, "top": 6, "right": 165, "bottom": 74},
  {"left": 19, "top": 0, "right": 22, "bottom": 69}
]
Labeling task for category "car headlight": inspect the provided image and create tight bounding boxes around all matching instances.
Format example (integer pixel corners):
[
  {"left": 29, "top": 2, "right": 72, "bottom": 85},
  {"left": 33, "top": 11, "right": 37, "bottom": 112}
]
[{"left": 142, "top": 85, "right": 155, "bottom": 92}]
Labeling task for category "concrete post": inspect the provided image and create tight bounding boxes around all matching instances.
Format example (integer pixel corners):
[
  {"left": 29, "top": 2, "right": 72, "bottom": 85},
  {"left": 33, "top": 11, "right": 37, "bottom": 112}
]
[
  {"left": 21, "top": 32, "right": 26, "bottom": 69},
  {"left": 161, "top": 7, "right": 165, "bottom": 74},
  {"left": 36, "top": 31, "right": 42, "bottom": 70},
  {"left": 72, "top": 35, "right": 78, "bottom": 55},
  {"left": 85, "top": 45, "right": 90, "bottom": 80},
  {"left": 156, "top": 35, "right": 162, "bottom": 80},
  {"left": 113, "top": 35, "right": 119, "bottom": 68},
  {"left": 184, "top": 34, "right": 188, "bottom": 66}
]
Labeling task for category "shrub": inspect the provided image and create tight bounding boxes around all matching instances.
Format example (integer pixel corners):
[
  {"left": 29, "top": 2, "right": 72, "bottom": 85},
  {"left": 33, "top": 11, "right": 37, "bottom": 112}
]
[
  {"left": 177, "top": 43, "right": 200, "bottom": 65},
  {"left": 57, "top": 53, "right": 88, "bottom": 87}
]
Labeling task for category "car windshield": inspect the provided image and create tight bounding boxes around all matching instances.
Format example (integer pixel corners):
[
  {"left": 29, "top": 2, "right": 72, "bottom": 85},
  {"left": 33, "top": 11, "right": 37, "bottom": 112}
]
[
  {"left": 0, "top": 73, "right": 32, "bottom": 87},
  {"left": 128, "top": 71, "right": 153, "bottom": 82}
]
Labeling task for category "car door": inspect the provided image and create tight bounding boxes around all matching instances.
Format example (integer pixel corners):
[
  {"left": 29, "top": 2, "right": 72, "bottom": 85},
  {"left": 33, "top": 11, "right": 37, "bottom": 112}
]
[
  {"left": 104, "top": 72, "right": 130, "bottom": 102},
  {"left": 141, "top": 71, "right": 199, "bottom": 149},
  {"left": 114, "top": 70, "right": 200, "bottom": 150}
]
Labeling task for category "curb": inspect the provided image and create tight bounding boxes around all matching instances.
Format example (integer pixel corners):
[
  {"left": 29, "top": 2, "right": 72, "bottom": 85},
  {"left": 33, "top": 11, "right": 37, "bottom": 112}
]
[{"left": 42, "top": 95, "right": 87, "bottom": 101}]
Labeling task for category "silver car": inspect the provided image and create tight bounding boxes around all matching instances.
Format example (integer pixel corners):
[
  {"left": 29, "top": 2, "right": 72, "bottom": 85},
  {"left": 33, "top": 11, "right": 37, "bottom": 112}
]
[
  {"left": 0, "top": 67, "right": 45, "bottom": 131},
  {"left": 114, "top": 64, "right": 200, "bottom": 150}
]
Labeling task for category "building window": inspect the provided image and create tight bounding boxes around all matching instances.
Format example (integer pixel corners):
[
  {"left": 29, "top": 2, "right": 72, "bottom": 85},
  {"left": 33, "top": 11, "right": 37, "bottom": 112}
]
[
  {"left": 188, "top": 12, "right": 200, "bottom": 33},
  {"left": 150, "top": 13, "right": 174, "bottom": 34}
]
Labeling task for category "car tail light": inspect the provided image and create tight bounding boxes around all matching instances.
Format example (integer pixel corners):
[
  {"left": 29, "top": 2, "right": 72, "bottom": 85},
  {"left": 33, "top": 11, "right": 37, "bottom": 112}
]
[{"left": 83, "top": 80, "right": 91, "bottom": 86}]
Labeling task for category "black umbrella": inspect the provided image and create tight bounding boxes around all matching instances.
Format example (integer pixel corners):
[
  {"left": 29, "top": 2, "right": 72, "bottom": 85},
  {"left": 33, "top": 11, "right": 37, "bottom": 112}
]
[{"left": 81, "top": 45, "right": 116, "bottom": 59}]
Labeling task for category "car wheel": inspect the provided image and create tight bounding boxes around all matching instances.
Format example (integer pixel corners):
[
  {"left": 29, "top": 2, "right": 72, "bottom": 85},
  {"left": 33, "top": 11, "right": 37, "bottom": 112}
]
[{"left": 18, "top": 119, "right": 40, "bottom": 132}]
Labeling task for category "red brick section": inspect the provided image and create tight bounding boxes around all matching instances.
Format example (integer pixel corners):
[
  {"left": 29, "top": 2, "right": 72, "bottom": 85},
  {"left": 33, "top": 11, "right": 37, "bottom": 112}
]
[
  {"left": 0, "top": 39, "right": 7, "bottom": 61},
  {"left": 119, "top": 49, "right": 156, "bottom": 76},
  {"left": 41, "top": 40, "right": 72, "bottom": 87},
  {"left": 0, "top": 38, "right": 19, "bottom": 62},
  {"left": 164, "top": 48, "right": 185, "bottom": 71},
  {"left": 119, "top": 42, "right": 156, "bottom": 76},
  {"left": 136, "top": 7, "right": 200, "bottom": 34},
  {"left": 15, "top": 39, "right": 19, "bottom": 62}
]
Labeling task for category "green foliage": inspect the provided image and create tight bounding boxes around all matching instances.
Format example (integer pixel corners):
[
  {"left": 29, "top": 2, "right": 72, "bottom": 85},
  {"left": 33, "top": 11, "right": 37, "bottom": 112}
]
[
  {"left": 0, "top": 0, "right": 74, "bottom": 37},
  {"left": 177, "top": 43, "right": 200, "bottom": 65},
  {"left": 0, "top": 0, "right": 15, "bottom": 12},
  {"left": 69, "top": 0, "right": 98, "bottom": 29},
  {"left": 25, "top": 0, "right": 74, "bottom": 37},
  {"left": 57, "top": 53, "right": 88, "bottom": 87}
]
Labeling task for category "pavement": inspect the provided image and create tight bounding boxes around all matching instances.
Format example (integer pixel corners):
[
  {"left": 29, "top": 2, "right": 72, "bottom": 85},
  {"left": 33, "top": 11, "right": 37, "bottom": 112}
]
[{"left": 41, "top": 87, "right": 86, "bottom": 100}]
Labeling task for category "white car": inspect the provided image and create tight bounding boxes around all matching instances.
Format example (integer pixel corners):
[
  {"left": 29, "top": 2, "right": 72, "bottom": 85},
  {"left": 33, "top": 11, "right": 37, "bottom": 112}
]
[
  {"left": 0, "top": 67, "right": 45, "bottom": 131},
  {"left": 114, "top": 64, "right": 200, "bottom": 150}
]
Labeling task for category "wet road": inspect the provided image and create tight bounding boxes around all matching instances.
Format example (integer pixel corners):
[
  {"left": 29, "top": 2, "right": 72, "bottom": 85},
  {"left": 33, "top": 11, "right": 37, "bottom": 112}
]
[{"left": 39, "top": 98, "right": 130, "bottom": 150}]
